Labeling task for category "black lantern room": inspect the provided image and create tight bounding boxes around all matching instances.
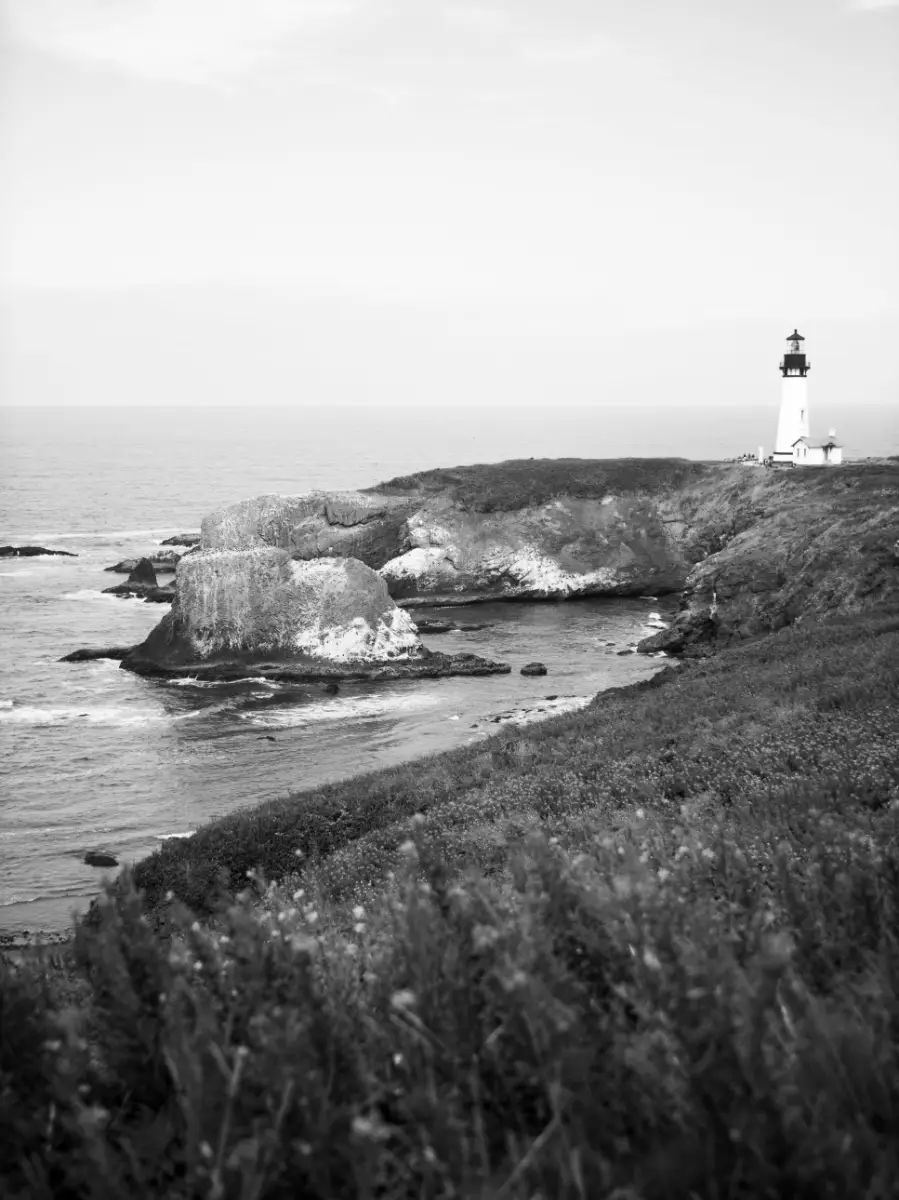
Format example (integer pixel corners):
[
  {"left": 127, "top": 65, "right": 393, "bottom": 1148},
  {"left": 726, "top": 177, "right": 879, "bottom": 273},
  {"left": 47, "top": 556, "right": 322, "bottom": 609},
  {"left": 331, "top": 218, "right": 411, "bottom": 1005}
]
[{"left": 780, "top": 329, "right": 810, "bottom": 377}]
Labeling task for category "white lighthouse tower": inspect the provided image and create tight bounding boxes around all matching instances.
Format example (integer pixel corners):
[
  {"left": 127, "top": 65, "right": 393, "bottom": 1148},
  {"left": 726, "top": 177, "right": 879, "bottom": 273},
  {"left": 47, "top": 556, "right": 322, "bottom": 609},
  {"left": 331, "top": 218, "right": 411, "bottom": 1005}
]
[{"left": 772, "top": 329, "right": 810, "bottom": 465}]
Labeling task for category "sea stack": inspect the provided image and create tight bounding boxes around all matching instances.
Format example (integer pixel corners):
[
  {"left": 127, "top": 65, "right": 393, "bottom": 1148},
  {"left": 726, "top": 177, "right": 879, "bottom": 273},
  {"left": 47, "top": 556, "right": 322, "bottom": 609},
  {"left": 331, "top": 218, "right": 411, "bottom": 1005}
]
[{"left": 125, "top": 549, "right": 421, "bottom": 674}]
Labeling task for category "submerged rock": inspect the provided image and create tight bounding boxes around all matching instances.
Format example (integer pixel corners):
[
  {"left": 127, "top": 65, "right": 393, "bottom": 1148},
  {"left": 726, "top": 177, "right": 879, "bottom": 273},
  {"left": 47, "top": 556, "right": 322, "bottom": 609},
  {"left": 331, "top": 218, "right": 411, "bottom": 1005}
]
[
  {"left": 520, "top": 661, "right": 548, "bottom": 676},
  {"left": 414, "top": 617, "right": 493, "bottom": 634},
  {"left": 160, "top": 533, "right": 201, "bottom": 546},
  {"left": 60, "top": 646, "right": 134, "bottom": 663},
  {"left": 120, "top": 548, "right": 510, "bottom": 683},
  {"left": 84, "top": 851, "right": 118, "bottom": 868},
  {"left": 1, "top": 545, "right": 77, "bottom": 558}
]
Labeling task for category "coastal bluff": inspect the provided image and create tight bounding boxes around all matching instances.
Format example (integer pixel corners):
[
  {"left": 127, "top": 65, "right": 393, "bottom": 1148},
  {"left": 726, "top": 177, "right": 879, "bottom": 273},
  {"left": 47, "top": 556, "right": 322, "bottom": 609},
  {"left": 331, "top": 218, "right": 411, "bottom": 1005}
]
[{"left": 199, "top": 457, "right": 899, "bottom": 654}]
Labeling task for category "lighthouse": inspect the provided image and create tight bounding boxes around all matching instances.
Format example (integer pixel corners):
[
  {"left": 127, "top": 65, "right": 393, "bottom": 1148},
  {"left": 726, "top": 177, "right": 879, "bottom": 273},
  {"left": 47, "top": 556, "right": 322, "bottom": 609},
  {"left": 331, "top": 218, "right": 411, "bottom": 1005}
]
[{"left": 772, "top": 329, "right": 810, "bottom": 465}]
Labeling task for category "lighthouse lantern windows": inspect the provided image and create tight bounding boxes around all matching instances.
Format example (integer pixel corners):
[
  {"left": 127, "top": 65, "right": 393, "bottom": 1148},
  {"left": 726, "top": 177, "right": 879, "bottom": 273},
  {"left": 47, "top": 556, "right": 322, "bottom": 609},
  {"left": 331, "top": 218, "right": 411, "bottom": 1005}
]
[{"left": 780, "top": 329, "right": 810, "bottom": 377}]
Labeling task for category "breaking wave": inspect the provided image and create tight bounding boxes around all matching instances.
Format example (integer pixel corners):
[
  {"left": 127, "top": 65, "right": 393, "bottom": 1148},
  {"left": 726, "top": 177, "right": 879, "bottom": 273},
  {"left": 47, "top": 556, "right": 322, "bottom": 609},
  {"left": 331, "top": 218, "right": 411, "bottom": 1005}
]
[{"left": 240, "top": 691, "right": 442, "bottom": 729}]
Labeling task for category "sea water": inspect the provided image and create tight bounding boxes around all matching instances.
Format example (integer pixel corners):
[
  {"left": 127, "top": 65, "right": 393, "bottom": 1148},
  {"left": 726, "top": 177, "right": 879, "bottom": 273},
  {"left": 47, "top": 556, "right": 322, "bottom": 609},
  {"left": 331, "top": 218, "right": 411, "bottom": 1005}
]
[{"left": 2, "top": 404, "right": 896, "bottom": 935}]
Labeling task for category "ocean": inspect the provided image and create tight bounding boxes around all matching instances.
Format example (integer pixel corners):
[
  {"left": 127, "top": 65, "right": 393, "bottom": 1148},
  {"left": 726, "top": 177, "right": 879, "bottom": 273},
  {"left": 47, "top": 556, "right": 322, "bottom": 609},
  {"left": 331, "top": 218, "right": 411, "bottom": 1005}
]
[{"left": 2, "top": 403, "right": 897, "bottom": 937}]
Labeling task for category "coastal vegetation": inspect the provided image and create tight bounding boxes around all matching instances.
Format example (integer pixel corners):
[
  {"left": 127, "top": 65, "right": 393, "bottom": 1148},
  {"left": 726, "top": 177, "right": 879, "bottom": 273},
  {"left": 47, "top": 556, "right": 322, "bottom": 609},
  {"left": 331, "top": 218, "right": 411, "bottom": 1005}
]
[{"left": 4, "top": 596, "right": 899, "bottom": 1198}]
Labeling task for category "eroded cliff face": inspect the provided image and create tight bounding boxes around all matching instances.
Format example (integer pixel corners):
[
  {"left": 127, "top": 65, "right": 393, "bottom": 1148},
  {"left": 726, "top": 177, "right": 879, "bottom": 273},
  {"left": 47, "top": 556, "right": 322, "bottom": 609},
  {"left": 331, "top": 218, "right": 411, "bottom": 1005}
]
[
  {"left": 379, "top": 493, "right": 693, "bottom": 602},
  {"left": 128, "top": 548, "right": 421, "bottom": 672},
  {"left": 196, "top": 458, "right": 899, "bottom": 654},
  {"left": 638, "top": 462, "right": 899, "bottom": 653},
  {"left": 202, "top": 460, "right": 717, "bottom": 604}
]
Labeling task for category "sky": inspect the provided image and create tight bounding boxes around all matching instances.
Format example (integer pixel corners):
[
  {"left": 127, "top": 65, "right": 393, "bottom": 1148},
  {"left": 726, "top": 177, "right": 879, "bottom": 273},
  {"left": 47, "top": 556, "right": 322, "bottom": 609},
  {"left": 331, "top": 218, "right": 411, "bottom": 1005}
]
[{"left": 0, "top": 0, "right": 897, "bottom": 408}]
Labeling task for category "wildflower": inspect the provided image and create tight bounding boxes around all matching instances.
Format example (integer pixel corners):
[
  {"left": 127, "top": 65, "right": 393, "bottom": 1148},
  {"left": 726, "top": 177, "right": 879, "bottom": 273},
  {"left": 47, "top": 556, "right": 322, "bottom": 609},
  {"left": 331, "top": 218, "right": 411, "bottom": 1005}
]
[
  {"left": 472, "top": 924, "right": 501, "bottom": 951},
  {"left": 293, "top": 889, "right": 305, "bottom": 901},
  {"left": 657, "top": 868, "right": 671, "bottom": 882},
  {"left": 410, "top": 813, "right": 426, "bottom": 828},
  {"left": 293, "top": 848, "right": 304, "bottom": 859},
  {"left": 354, "top": 922, "right": 365, "bottom": 934},
  {"left": 352, "top": 1114, "right": 390, "bottom": 1142},
  {"left": 701, "top": 848, "right": 715, "bottom": 861},
  {"left": 352, "top": 905, "right": 366, "bottom": 920},
  {"left": 643, "top": 948, "right": 662, "bottom": 971},
  {"left": 306, "top": 911, "right": 318, "bottom": 924},
  {"left": 390, "top": 989, "right": 417, "bottom": 1010},
  {"left": 635, "top": 808, "right": 645, "bottom": 820}
]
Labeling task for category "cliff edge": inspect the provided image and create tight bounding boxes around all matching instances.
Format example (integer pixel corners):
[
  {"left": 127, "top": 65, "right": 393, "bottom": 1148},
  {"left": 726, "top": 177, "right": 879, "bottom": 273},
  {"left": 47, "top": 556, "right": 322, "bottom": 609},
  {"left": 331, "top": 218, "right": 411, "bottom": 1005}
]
[{"left": 199, "top": 458, "right": 899, "bottom": 653}]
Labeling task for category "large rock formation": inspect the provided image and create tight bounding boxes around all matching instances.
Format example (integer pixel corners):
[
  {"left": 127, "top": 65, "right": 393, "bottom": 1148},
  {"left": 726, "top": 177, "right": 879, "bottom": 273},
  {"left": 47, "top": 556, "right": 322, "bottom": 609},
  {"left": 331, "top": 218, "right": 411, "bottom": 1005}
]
[
  {"left": 202, "top": 492, "right": 416, "bottom": 569},
  {"left": 121, "top": 549, "right": 509, "bottom": 682},
  {"left": 198, "top": 457, "right": 899, "bottom": 656},
  {"left": 202, "top": 462, "right": 713, "bottom": 604}
]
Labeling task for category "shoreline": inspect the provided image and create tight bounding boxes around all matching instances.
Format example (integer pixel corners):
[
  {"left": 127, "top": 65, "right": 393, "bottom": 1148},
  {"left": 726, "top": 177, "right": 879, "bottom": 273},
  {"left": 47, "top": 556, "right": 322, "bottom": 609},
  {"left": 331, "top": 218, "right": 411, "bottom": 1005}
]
[{"left": 0, "top": 654, "right": 672, "bottom": 949}]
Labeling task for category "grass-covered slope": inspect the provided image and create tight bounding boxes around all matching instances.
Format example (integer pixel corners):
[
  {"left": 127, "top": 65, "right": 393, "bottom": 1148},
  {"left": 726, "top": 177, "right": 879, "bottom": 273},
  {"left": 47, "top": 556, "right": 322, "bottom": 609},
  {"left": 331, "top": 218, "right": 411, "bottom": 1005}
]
[
  {"left": 4, "top": 603, "right": 899, "bottom": 1199},
  {"left": 372, "top": 456, "right": 713, "bottom": 512}
]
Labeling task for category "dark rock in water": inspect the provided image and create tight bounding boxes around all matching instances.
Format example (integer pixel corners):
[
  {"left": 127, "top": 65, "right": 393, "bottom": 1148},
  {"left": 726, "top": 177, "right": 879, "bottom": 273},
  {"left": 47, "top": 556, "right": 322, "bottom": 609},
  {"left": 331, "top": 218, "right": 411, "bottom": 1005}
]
[
  {"left": 84, "top": 851, "right": 118, "bottom": 868},
  {"left": 60, "top": 646, "right": 134, "bottom": 663},
  {"left": 129, "top": 557, "right": 157, "bottom": 586},
  {"left": 105, "top": 550, "right": 181, "bottom": 574},
  {"left": 616, "top": 649, "right": 634, "bottom": 656},
  {"left": 321, "top": 683, "right": 340, "bottom": 695},
  {"left": 144, "top": 583, "right": 177, "bottom": 603},
  {"left": 102, "top": 558, "right": 174, "bottom": 601},
  {"left": 160, "top": 533, "right": 201, "bottom": 546},
  {"left": 545, "top": 694, "right": 559, "bottom": 701},
  {"left": 0, "top": 544, "right": 77, "bottom": 558},
  {"left": 415, "top": 618, "right": 492, "bottom": 634},
  {"left": 122, "top": 647, "right": 510, "bottom": 685},
  {"left": 257, "top": 735, "right": 277, "bottom": 742},
  {"left": 105, "top": 554, "right": 178, "bottom": 573},
  {"left": 520, "top": 662, "right": 548, "bottom": 676}
]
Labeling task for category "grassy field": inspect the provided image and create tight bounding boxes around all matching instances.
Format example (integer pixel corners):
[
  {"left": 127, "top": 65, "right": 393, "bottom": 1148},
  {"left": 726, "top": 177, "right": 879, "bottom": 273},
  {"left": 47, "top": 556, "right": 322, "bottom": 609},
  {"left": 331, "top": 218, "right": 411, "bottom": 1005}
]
[
  {"left": 3, "top": 602, "right": 899, "bottom": 1198},
  {"left": 371, "top": 456, "right": 714, "bottom": 512}
]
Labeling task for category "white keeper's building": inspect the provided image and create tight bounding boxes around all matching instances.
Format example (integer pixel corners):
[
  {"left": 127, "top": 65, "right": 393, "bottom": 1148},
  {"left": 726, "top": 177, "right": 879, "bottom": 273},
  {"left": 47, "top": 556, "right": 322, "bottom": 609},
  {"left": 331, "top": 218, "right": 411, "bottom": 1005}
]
[{"left": 771, "top": 329, "right": 842, "bottom": 466}]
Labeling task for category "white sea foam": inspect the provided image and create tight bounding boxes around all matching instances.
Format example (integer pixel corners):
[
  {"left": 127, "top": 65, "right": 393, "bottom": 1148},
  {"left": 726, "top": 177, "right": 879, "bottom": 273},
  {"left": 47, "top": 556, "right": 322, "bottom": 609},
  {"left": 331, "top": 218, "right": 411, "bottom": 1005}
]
[
  {"left": 0, "top": 704, "right": 166, "bottom": 727},
  {"left": 0, "top": 569, "right": 35, "bottom": 577},
  {"left": 165, "top": 676, "right": 281, "bottom": 689},
  {"left": 154, "top": 831, "right": 195, "bottom": 841},
  {"left": 240, "top": 691, "right": 441, "bottom": 729},
  {"left": 0, "top": 700, "right": 235, "bottom": 727},
  {"left": 477, "top": 694, "right": 594, "bottom": 731},
  {"left": 0, "top": 699, "right": 13, "bottom": 709}
]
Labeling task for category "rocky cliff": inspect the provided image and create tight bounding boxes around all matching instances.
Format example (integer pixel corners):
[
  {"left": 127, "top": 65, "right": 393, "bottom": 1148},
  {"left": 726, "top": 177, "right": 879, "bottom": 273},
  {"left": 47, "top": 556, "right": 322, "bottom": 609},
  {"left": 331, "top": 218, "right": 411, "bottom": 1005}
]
[
  {"left": 199, "top": 457, "right": 899, "bottom": 655},
  {"left": 125, "top": 549, "right": 419, "bottom": 671},
  {"left": 202, "top": 460, "right": 715, "bottom": 604},
  {"left": 638, "top": 460, "right": 899, "bottom": 654}
]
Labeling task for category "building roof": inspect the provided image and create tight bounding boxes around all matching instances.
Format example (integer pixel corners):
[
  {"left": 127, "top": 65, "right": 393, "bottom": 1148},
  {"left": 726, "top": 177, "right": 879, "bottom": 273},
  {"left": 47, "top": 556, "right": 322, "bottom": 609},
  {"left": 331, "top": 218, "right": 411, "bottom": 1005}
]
[
  {"left": 792, "top": 436, "right": 843, "bottom": 448},
  {"left": 786, "top": 329, "right": 805, "bottom": 341}
]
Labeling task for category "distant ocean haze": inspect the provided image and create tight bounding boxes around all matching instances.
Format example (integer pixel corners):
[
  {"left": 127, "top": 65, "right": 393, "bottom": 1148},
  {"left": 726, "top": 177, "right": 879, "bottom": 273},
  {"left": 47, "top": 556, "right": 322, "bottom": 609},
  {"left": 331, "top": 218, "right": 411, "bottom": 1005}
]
[{"left": 0, "top": 404, "right": 896, "bottom": 937}]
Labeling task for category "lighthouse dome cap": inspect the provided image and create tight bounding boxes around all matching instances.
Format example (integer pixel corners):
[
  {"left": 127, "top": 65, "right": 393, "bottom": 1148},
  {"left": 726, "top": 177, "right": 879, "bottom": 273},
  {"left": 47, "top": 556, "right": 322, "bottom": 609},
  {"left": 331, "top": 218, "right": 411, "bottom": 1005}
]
[{"left": 786, "top": 328, "right": 805, "bottom": 340}]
